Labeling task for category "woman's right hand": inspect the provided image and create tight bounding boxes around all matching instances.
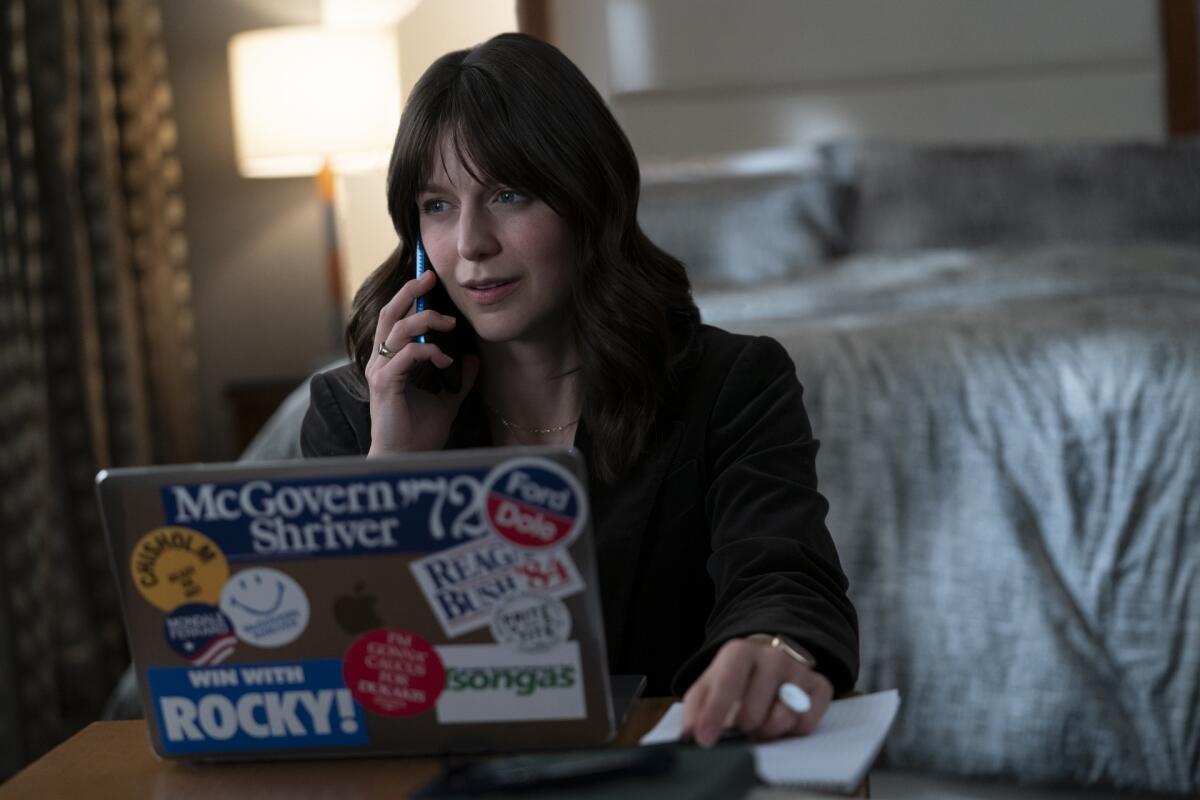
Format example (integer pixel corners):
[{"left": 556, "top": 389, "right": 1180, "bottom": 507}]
[{"left": 365, "top": 269, "right": 480, "bottom": 456}]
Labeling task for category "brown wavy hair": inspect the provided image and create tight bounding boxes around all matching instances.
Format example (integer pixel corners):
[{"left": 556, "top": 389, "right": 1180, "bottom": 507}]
[{"left": 347, "top": 33, "right": 699, "bottom": 482}]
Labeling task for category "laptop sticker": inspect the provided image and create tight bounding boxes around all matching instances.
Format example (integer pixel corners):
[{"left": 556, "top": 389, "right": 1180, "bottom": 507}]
[
  {"left": 434, "top": 642, "right": 586, "bottom": 724},
  {"left": 130, "top": 527, "right": 230, "bottom": 611},
  {"left": 147, "top": 658, "right": 368, "bottom": 755},
  {"left": 164, "top": 603, "right": 237, "bottom": 666},
  {"left": 219, "top": 567, "right": 310, "bottom": 648},
  {"left": 481, "top": 458, "right": 588, "bottom": 550},
  {"left": 489, "top": 591, "right": 572, "bottom": 652},
  {"left": 158, "top": 470, "right": 490, "bottom": 563},
  {"left": 409, "top": 535, "right": 584, "bottom": 638},
  {"left": 343, "top": 629, "right": 446, "bottom": 717}
]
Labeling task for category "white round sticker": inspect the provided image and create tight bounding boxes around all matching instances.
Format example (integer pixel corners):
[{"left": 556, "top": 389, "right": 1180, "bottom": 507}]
[
  {"left": 219, "top": 567, "right": 310, "bottom": 648},
  {"left": 489, "top": 591, "right": 572, "bottom": 651}
]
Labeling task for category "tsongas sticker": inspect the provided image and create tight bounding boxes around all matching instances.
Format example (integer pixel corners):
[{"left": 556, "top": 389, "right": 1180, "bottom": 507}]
[
  {"left": 342, "top": 629, "right": 446, "bottom": 717},
  {"left": 489, "top": 591, "right": 572, "bottom": 652},
  {"left": 147, "top": 658, "right": 367, "bottom": 755},
  {"left": 481, "top": 458, "right": 587, "bottom": 550},
  {"left": 409, "top": 535, "right": 584, "bottom": 638},
  {"left": 434, "top": 642, "right": 585, "bottom": 724},
  {"left": 164, "top": 603, "right": 237, "bottom": 666},
  {"left": 219, "top": 567, "right": 310, "bottom": 648},
  {"left": 130, "top": 527, "right": 230, "bottom": 612}
]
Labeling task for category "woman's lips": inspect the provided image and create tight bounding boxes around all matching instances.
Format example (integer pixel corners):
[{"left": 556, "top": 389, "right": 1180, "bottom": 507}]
[{"left": 463, "top": 279, "right": 518, "bottom": 306}]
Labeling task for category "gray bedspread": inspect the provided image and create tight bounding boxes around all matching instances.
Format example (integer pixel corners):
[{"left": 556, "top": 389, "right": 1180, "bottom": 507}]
[{"left": 698, "top": 245, "right": 1200, "bottom": 793}]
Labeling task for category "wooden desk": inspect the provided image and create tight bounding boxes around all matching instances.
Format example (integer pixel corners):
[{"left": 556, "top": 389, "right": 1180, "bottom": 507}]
[{"left": 0, "top": 699, "right": 867, "bottom": 799}]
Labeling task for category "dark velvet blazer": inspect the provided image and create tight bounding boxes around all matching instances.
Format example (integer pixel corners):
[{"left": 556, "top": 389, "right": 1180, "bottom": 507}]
[{"left": 300, "top": 324, "right": 859, "bottom": 696}]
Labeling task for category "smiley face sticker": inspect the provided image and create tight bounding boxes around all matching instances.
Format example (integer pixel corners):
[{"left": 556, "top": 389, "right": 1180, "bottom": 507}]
[{"left": 219, "top": 567, "right": 311, "bottom": 648}]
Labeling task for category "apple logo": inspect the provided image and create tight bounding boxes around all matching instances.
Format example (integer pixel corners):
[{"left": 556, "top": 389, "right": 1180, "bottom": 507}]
[{"left": 334, "top": 582, "right": 382, "bottom": 634}]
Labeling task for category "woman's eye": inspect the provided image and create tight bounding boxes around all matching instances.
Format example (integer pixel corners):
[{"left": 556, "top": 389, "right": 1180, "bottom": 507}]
[
  {"left": 421, "top": 199, "right": 448, "bottom": 214},
  {"left": 497, "top": 189, "right": 523, "bottom": 204}
]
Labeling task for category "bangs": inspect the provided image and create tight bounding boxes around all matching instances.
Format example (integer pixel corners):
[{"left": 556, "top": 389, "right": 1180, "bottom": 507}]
[
  {"left": 420, "top": 118, "right": 504, "bottom": 190},
  {"left": 413, "top": 65, "right": 567, "bottom": 215}
]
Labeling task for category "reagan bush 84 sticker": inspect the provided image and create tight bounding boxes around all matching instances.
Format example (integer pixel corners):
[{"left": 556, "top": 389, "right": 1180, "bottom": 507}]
[{"left": 409, "top": 536, "right": 583, "bottom": 637}]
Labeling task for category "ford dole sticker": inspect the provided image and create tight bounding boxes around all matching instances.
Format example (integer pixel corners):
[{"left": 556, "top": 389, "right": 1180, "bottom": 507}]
[
  {"left": 164, "top": 603, "right": 237, "bottom": 666},
  {"left": 434, "top": 642, "right": 585, "bottom": 724},
  {"left": 409, "top": 535, "right": 584, "bottom": 638},
  {"left": 481, "top": 458, "right": 587, "bottom": 550},
  {"left": 219, "top": 567, "right": 310, "bottom": 648},
  {"left": 147, "top": 658, "right": 367, "bottom": 755}
]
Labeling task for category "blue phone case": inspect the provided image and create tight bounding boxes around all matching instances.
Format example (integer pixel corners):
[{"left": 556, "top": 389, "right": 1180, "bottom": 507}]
[{"left": 415, "top": 239, "right": 427, "bottom": 344}]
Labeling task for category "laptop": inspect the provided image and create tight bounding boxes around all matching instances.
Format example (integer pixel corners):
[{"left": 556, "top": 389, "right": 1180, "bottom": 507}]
[{"left": 96, "top": 446, "right": 635, "bottom": 761}]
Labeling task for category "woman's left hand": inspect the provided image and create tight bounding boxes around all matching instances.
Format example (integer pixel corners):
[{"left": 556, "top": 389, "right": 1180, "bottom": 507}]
[{"left": 679, "top": 637, "right": 833, "bottom": 747}]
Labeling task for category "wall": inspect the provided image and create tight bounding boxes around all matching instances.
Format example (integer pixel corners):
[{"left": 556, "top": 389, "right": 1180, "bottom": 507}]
[
  {"left": 555, "top": 0, "right": 1167, "bottom": 162},
  {"left": 161, "top": 0, "right": 333, "bottom": 460},
  {"left": 160, "top": 0, "right": 516, "bottom": 460},
  {"left": 334, "top": 0, "right": 519, "bottom": 331}
]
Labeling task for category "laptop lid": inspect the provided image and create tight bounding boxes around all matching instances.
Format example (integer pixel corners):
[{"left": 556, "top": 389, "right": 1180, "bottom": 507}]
[{"left": 96, "top": 446, "right": 616, "bottom": 760}]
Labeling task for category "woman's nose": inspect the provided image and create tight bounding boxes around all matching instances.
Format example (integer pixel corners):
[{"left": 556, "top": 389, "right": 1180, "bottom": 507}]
[{"left": 457, "top": 205, "right": 500, "bottom": 262}]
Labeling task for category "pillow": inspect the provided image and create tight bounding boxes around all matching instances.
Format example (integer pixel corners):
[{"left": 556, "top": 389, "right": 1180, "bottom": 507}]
[
  {"left": 637, "top": 159, "right": 844, "bottom": 290},
  {"left": 834, "top": 140, "right": 1200, "bottom": 253}
]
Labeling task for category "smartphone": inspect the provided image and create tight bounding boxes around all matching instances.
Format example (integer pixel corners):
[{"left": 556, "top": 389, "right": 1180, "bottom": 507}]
[
  {"left": 414, "top": 239, "right": 428, "bottom": 344},
  {"left": 409, "top": 237, "right": 475, "bottom": 394},
  {"left": 415, "top": 745, "right": 677, "bottom": 796}
]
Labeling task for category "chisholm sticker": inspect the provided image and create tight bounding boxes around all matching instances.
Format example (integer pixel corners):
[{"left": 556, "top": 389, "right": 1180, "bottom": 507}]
[
  {"left": 433, "top": 642, "right": 585, "bottom": 724},
  {"left": 409, "top": 535, "right": 583, "bottom": 638}
]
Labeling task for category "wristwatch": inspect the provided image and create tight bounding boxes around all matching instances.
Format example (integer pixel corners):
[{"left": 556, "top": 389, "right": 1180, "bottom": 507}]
[{"left": 747, "top": 633, "right": 818, "bottom": 670}]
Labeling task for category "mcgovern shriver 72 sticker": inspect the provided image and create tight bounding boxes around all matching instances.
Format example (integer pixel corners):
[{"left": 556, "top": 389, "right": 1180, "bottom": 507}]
[
  {"left": 147, "top": 658, "right": 367, "bottom": 755},
  {"left": 159, "top": 470, "right": 492, "bottom": 562}
]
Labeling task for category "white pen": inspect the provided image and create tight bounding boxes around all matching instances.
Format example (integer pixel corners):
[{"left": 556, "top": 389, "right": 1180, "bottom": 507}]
[{"left": 778, "top": 682, "right": 812, "bottom": 714}]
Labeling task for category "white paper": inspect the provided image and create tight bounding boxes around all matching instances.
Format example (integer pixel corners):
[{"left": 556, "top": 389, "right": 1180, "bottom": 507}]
[{"left": 639, "top": 689, "right": 900, "bottom": 791}]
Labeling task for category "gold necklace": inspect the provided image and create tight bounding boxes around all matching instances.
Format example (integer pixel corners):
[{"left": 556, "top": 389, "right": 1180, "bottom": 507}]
[{"left": 485, "top": 402, "right": 580, "bottom": 435}]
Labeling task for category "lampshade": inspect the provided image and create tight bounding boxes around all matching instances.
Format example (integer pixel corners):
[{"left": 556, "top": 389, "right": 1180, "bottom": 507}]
[{"left": 228, "top": 26, "right": 401, "bottom": 178}]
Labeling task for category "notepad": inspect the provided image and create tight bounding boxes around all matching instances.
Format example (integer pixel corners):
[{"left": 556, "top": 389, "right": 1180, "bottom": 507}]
[{"left": 639, "top": 689, "right": 900, "bottom": 793}]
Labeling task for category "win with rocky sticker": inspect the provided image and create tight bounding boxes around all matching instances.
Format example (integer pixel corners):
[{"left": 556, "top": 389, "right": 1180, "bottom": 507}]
[{"left": 147, "top": 659, "right": 367, "bottom": 755}]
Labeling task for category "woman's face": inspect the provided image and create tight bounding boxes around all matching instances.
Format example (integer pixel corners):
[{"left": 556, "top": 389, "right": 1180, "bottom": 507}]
[{"left": 416, "top": 137, "right": 575, "bottom": 345}]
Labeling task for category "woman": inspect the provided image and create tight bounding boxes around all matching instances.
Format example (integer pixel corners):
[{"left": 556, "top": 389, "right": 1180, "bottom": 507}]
[{"left": 301, "top": 32, "right": 858, "bottom": 746}]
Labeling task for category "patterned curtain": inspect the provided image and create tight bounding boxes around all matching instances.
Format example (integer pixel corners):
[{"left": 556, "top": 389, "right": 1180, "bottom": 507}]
[{"left": 0, "top": 0, "right": 198, "bottom": 777}]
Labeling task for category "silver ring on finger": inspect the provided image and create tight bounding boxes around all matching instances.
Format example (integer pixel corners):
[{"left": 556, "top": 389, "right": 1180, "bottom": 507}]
[{"left": 378, "top": 341, "right": 400, "bottom": 358}]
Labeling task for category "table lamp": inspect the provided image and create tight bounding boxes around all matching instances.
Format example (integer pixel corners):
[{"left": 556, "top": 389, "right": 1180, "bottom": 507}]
[{"left": 228, "top": 25, "right": 401, "bottom": 351}]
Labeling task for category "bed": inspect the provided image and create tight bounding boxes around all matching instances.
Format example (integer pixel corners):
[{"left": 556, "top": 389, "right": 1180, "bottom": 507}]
[{"left": 645, "top": 140, "right": 1200, "bottom": 793}]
